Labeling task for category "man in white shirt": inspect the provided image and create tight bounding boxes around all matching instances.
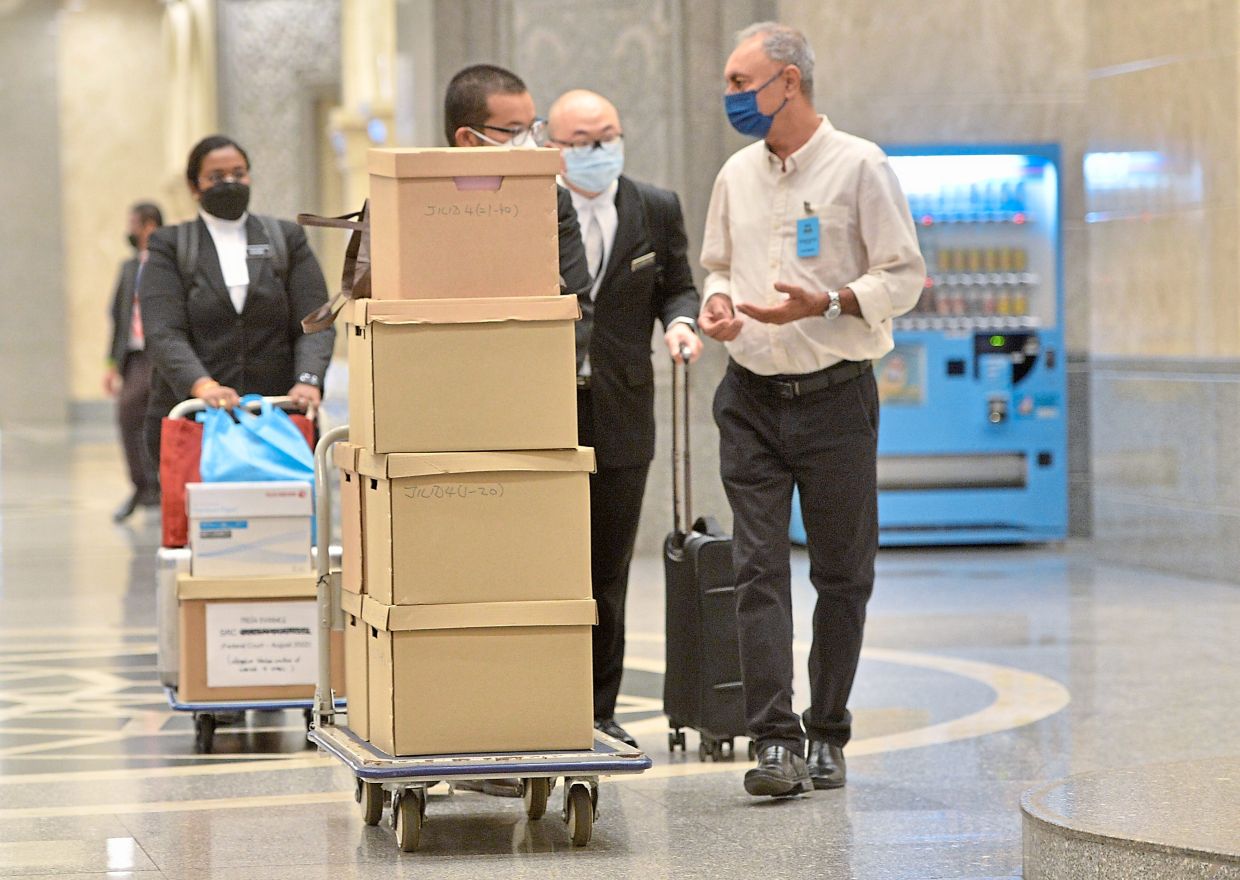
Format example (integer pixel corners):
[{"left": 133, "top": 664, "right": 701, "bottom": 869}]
[
  {"left": 547, "top": 89, "right": 701, "bottom": 749},
  {"left": 698, "top": 22, "right": 925, "bottom": 797}
]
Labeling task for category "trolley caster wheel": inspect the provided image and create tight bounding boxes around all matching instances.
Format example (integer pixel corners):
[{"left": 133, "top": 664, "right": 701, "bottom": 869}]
[
  {"left": 523, "top": 777, "right": 550, "bottom": 820},
  {"left": 303, "top": 708, "right": 314, "bottom": 730},
  {"left": 748, "top": 740, "right": 757, "bottom": 761},
  {"left": 565, "top": 785, "right": 593, "bottom": 847},
  {"left": 355, "top": 778, "right": 384, "bottom": 827},
  {"left": 393, "top": 790, "right": 423, "bottom": 852},
  {"left": 193, "top": 713, "right": 216, "bottom": 754}
]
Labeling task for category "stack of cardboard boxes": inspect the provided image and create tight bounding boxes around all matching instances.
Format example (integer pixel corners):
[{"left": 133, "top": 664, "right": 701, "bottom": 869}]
[
  {"left": 174, "top": 481, "right": 345, "bottom": 702},
  {"left": 336, "top": 147, "right": 597, "bottom": 756}
]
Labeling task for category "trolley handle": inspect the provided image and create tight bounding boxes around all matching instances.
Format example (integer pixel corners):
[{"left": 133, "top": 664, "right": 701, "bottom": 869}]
[
  {"left": 313, "top": 425, "right": 350, "bottom": 726},
  {"left": 168, "top": 394, "right": 304, "bottom": 421},
  {"left": 671, "top": 344, "right": 692, "bottom": 540}
]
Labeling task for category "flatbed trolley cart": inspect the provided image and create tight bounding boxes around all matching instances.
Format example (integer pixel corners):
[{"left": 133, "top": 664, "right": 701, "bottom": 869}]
[
  {"left": 160, "top": 396, "right": 343, "bottom": 754},
  {"left": 307, "top": 426, "right": 653, "bottom": 851}
]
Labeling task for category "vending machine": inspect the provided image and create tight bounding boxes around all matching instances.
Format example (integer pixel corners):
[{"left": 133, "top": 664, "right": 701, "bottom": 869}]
[{"left": 873, "top": 145, "right": 1068, "bottom": 545}]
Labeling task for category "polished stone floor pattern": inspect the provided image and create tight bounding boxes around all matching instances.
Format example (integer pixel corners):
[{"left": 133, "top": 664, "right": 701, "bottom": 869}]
[{"left": 0, "top": 423, "right": 1237, "bottom": 878}]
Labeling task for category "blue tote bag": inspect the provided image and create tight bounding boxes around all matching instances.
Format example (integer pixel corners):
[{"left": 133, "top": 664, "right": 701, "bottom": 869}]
[{"left": 200, "top": 395, "right": 315, "bottom": 485}]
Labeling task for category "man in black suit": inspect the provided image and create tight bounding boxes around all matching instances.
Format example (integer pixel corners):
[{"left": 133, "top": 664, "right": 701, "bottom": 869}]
[
  {"left": 548, "top": 89, "right": 702, "bottom": 748},
  {"left": 443, "top": 64, "right": 592, "bottom": 299},
  {"left": 104, "top": 201, "right": 163, "bottom": 522}
]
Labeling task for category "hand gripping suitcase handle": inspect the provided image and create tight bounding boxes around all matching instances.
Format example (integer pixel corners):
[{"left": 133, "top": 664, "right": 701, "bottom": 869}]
[{"left": 672, "top": 344, "right": 692, "bottom": 537}]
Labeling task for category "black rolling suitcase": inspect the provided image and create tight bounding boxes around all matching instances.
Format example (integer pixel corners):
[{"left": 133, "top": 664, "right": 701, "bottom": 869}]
[{"left": 662, "top": 349, "right": 754, "bottom": 762}]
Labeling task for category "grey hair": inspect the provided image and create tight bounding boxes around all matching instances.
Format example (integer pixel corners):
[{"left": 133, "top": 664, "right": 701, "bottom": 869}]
[{"left": 736, "top": 22, "right": 814, "bottom": 97}]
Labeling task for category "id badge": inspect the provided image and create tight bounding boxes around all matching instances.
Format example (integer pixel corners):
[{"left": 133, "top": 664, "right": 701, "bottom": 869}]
[{"left": 796, "top": 216, "right": 821, "bottom": 259}]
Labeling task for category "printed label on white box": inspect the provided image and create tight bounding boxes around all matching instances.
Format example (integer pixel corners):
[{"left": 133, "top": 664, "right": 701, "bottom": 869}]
[{"left": 204, "top": 601, "right": 318, "bottom": 688}]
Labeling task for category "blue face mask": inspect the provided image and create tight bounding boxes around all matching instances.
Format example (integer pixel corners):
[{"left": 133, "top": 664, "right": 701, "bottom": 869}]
[
  {"left": 724, "top": 69, "right": 788, "bottom": 138},
  {"left": 563, "top": 139, "right": 625, "bottom": 194}
]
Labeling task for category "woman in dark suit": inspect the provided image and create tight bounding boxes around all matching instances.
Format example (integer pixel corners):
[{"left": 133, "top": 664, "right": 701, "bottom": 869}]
[{"left": 139, "top": 135, "right": 335, "bottom": 466}]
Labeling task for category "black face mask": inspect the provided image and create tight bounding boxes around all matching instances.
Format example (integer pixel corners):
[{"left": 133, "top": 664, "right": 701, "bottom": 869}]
[
  {"left": 127, "top": 233, "right": 139, "bottom": 249},
  {"left": 200, "top": 181, "right": 250, "bottom": 221}
]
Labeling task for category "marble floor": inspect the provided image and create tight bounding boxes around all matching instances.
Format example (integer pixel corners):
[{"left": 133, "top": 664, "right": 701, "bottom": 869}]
[{"left": 0, "top": 422, "right": 1237, "bottom": 879}]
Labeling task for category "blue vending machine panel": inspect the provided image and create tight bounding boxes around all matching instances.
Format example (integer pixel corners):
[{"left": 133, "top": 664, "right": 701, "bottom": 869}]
[{"left": 875, "top": 146, "right": 1067, "bottom": 545}]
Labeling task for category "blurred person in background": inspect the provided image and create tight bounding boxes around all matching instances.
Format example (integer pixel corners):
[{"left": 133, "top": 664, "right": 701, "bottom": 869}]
[{"left": 104, "top": 201, "right": 164, "bottom": 522}]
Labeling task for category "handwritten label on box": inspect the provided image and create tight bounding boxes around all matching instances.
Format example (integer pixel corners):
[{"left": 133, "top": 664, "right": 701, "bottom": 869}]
[
  {"left": 402, "top": 483, "right": 506, "bottom": 501},
  {"left": 204, "top": 601, "right": 318, "bottom": 688}
]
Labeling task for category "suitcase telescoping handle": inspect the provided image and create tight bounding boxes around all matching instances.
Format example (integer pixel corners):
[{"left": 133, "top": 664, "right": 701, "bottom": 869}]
[{"left": 672, "top": 343, "right": 693, "bottom": 539}]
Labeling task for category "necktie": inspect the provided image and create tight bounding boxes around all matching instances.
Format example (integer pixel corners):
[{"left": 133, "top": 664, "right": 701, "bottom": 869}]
[{"left": 585, "top": 210, "right": 604, "bottom": 282}]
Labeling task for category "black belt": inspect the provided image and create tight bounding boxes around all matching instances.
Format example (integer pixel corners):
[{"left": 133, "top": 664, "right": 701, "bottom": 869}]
[{"left": 730, "top": 358, "right": 871, "bottom": 399}]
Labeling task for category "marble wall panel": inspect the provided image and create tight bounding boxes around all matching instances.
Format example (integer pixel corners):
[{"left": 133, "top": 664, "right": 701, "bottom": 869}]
[
  {"left": 1087, "top": 0, "right": 1236, "bottom": 75},
  {"left": 216, "top": 0, "right": 341, "bottom": 222},
  {"left": 1091, "top": 362, "right": 1240, "bottom": 579},
  {"left": 0, "top": 0, "right": 67, "bottom": 427},
  {"left": 57, "top": 0, "right": 166, "bottom": 403}
]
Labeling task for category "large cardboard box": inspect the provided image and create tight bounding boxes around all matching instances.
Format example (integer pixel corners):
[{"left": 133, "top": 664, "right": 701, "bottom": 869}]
[
  {"left": 347, "top": 296, "right": 579, "bottom": 453},
  {"left": 176, "top": 574, "right": 344, "bottom": 703},
  {"left": 341, "top": 590, "right": 369, "bottom": 740},
  {"left": 187, "top": 482, "right": 313, "bottom": 577},
  {"left": 339, "top": 443, "right": 594, "bottom": 606},
  {"left": 368, "top": 147, "right": 561, "bottom": 300},
  {"left": 363, "top": 596, "right": 596, "bottom": 756}
]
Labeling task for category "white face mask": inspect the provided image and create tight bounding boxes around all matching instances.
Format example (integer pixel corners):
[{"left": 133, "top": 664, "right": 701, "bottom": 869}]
[{"left": 469, "top": 127, "right": 540, "bottom": 150}]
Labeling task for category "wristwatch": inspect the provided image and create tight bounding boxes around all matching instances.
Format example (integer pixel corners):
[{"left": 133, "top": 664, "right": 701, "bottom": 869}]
[
  {"left": 296, "top": 372, "right": 322, "bottom": 388},
  {"left": 824, "top": 289, "right": 842, "bottom": 320}
]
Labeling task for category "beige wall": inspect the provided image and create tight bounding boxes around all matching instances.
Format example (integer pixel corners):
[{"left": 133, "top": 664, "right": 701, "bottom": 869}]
[
  {"left": 1085, "top": 0, "right": 1240, "bottom": 357},
  {"left": 58, "top": 0, "right": 167, "bottom": 402}
]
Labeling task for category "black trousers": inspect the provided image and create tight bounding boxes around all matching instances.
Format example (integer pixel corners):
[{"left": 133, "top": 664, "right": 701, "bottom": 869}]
[
  {"left": 578, "top": 388, "right": 651, "bottom": 720},
  {"left": 118, "top": 351, "right": 159, "bottom": 496},
  {"left": 713, "top": 360, "right": 879, "bottom": 755}
]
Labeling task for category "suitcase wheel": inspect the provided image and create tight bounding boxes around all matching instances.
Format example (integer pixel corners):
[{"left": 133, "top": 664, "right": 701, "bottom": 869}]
[
  {"left": 668, "top": 728, "right": 687, "bottom": 753},
  {"left": 698, "top": 737, "right": 736, "bottom": 762}
]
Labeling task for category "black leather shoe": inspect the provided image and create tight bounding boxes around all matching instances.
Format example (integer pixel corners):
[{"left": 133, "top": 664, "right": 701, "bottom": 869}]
[
  {"left": 112, "top": 492, "right": 139, "bottom": 523},
  {"left": 743, "top": 744, "right": 811, "bottom": 797},
  {"left": 595, "top": 718, "right": 638, "bottom": 748},
  {"left": 807, "top": 740, "right": 846, "bottom": 789},
  {"left": 455, "top": 778, "right": 522, "bottom": 798}
]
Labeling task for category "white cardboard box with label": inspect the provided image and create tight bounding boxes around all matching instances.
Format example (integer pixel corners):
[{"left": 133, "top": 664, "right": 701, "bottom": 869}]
[{"left": 187, "top": 481, "right": 313, "bottom": 577}]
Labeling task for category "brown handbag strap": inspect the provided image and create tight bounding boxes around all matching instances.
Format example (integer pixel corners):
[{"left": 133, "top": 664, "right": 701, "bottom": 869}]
[
  {"left": 296, "top": 207, "right": 366, "bottom": 232},
  {"left": 299, "top": 201, "right": 371, "bottom": 334}
]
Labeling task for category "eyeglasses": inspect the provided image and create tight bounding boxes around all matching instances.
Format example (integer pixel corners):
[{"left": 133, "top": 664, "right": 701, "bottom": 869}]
[
  {"left": 470, "top": 118, "right": 549, "bottom": 147},
  {"left": 200, "top": 169, "right": 250, "bottom": 187},
  {"left": 550, "top": 133, "right": 624, "bottom": 157}
]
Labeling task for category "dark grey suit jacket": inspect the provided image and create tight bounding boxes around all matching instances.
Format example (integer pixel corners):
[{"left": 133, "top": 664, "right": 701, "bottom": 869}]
[
  {"left": 139, "top": 215, "right": 335, "bottom": 418},
  {"left": 577, "top": 176, "right": 700, "bottom": 468},
  {"left": 107, "top": 256, "right": 141, "bottom": 370}
]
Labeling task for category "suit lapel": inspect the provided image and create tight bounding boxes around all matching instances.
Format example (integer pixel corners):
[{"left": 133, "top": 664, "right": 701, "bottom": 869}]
[
  {"left": 241, "top": 215, "right": 270, "bottom": 316},
  {"left": 597, "top": 176, "right": 645, "bottom": 294}
]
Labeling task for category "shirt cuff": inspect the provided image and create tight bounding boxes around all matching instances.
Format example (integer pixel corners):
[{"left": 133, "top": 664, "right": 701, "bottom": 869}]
[
  {"left": 847, "top": 275, "right": 893, "bottom": 329},
  {"left": 668, "top": 316, "right": 698, "bottom": 333}
]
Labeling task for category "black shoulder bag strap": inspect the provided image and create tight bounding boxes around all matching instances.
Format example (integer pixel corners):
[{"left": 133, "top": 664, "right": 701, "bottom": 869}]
[{"left": 256, "top": 214, "right": 289, "bottom": 285}]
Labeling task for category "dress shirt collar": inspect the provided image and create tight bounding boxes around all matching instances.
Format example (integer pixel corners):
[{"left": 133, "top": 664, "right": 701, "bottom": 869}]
[
  {"left": 766, "top": 115, "right": 834, "bottom": 173},
  {"left": 566, "top": 178, "right": 619, "bottom": 217},
  {"left": 198, "top": 209, "right": 249, "bottom": 235}
]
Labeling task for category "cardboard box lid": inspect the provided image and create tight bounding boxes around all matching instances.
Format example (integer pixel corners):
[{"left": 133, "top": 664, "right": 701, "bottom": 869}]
[
  {"left": 187, "top": 481, "right": 313, "bottom": 518},
  {"left": 347, "top": 295, "right": 579, "bottom": 327},
  {"left": 333, "top": 443, "right": 361, "bottom": 471},
  {"left": 341, "top": 444, "right": 596, "bottom": 479},
  {"left": 362, "top": 597, "right": 597, "bottom": 632},
  {"left": 341, "top": 589, "right": 363, "bottom": 617},
  {"left": 177, "top": 573, "right": 317, "bottom": 600},
  {"left": 368, "top": 146, "right": 561, "bottom": 179}
]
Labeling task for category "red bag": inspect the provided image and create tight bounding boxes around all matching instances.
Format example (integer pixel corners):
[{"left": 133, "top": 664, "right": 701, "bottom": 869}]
[{"left": 159, "top": 412, "right": 315, "bottom": 548}]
